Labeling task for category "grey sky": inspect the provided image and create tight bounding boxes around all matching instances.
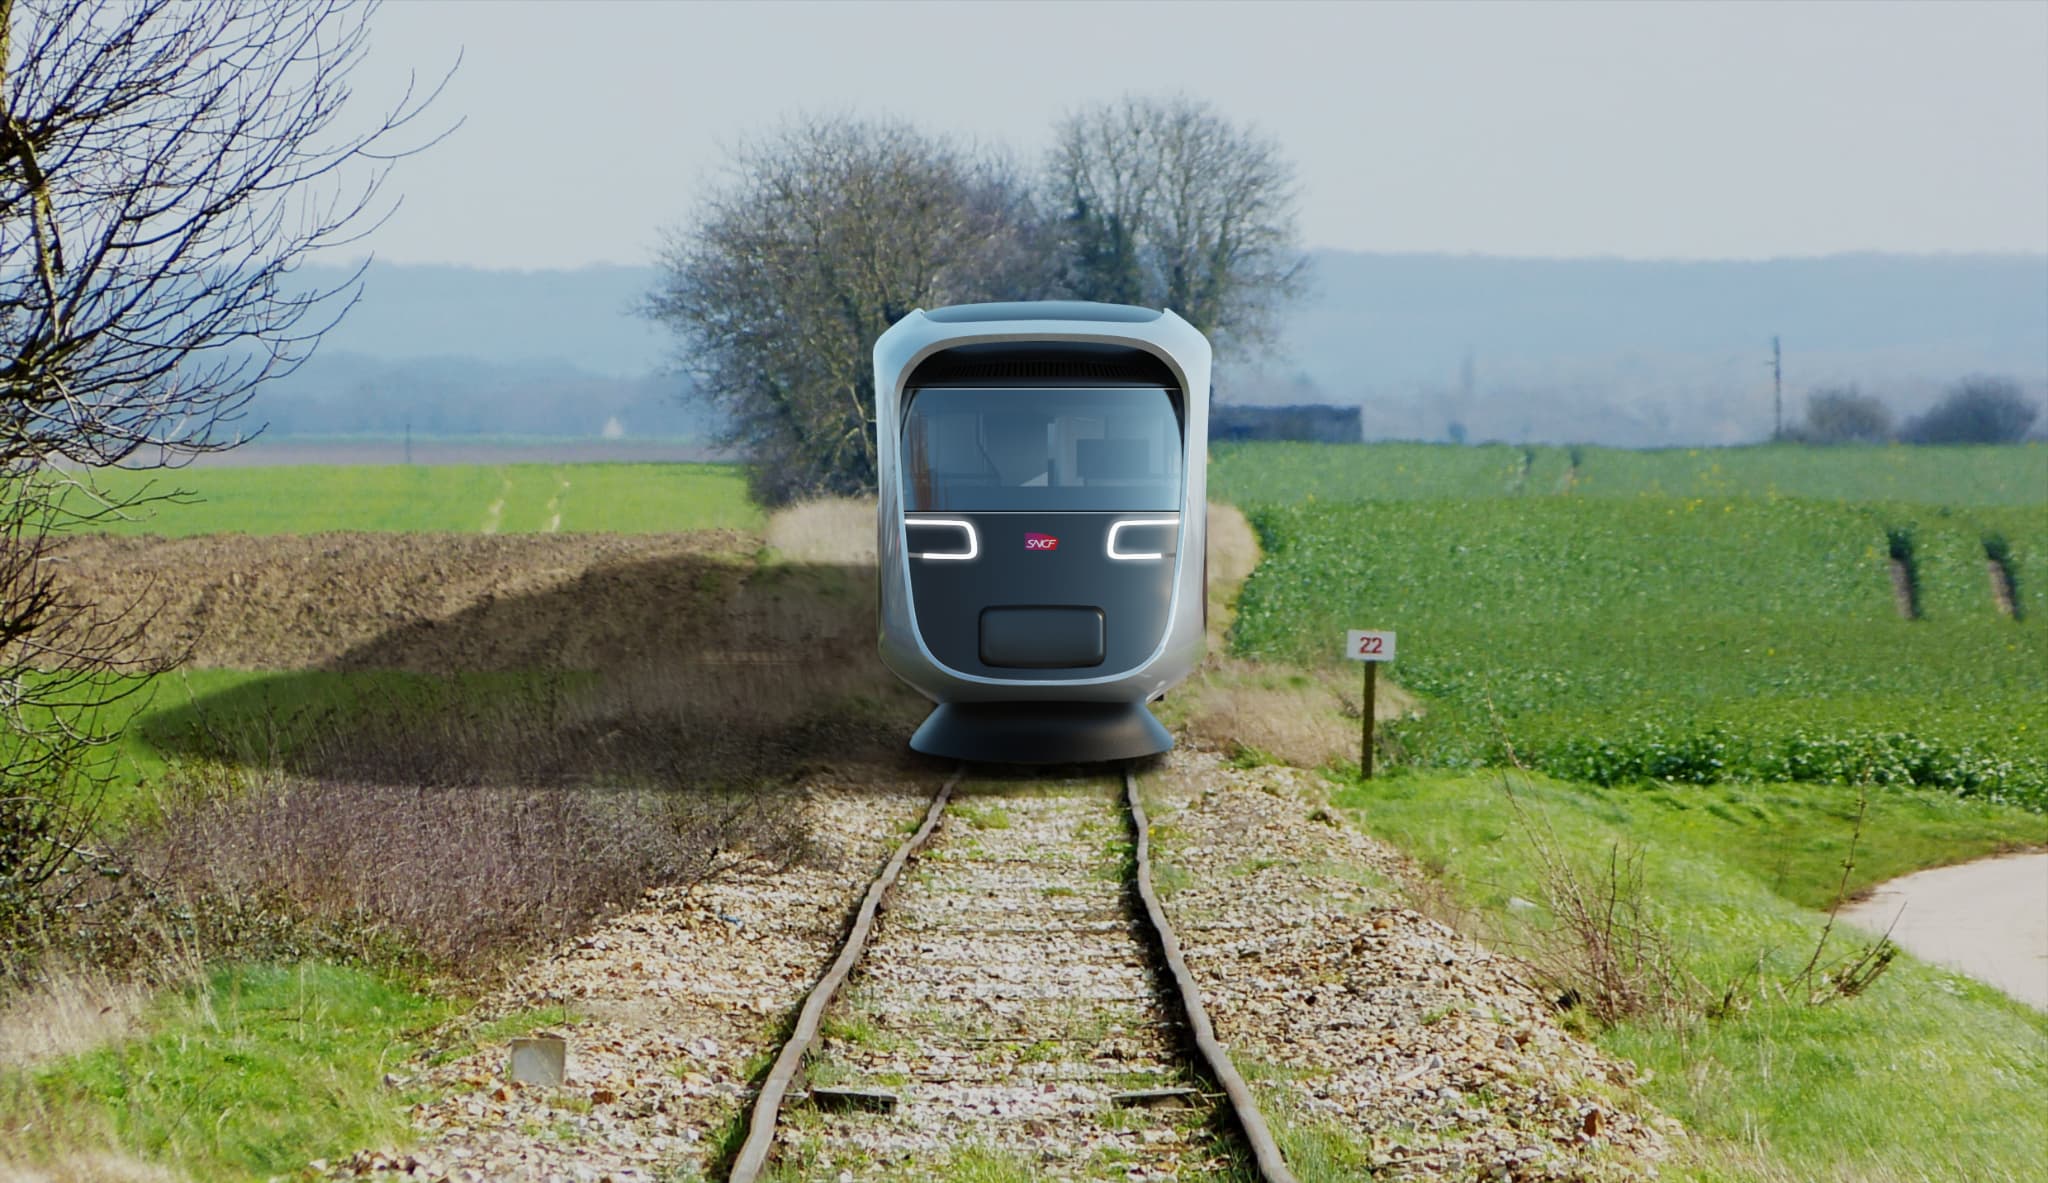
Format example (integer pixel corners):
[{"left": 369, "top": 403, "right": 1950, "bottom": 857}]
[{"left": 351, "top": 0, "right": 2048, "bottom": 269}]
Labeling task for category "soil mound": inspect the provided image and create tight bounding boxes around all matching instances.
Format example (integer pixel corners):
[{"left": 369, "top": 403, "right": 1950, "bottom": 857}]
[{"left": 49, "top": 531, "right": 758, "bottom": 671}]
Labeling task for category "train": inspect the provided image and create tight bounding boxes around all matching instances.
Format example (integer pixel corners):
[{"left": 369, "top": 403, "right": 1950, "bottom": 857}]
[{"left": 873, "top": 301, "right": 1211, "bottom": 763}]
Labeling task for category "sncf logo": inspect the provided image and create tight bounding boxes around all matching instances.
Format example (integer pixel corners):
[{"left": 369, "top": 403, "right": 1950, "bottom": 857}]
[{"left": 1024, "top": 533, "right": 1059, "bottom": 551}]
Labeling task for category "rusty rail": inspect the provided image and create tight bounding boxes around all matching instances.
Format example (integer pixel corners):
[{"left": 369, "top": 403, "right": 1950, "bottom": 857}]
[
  {"left": 1124, "top": 766, "right": 1298, "bottom": 1183},
  {"left": 726, "top": 765, "right": 1295, "bottom": 1182},
  {"left": 726, "top": 767, "right": 960, "bottom": 1183}
]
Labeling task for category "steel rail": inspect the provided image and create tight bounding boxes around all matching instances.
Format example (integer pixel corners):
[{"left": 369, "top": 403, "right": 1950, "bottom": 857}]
[
  {"left": 727, "top": 764, "right": 1294, "bottom": 1182},
  {"left": 726, "top": 767, "right": 961, "bottom": 1183},
  {"left": 1124, "top": 766, "right": 1299, "bottom": 1183}
]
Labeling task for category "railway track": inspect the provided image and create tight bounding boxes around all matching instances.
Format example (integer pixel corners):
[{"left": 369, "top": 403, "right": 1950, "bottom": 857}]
[{"left": 728, "top": 767, "right": 1295, "bottom": 1182}]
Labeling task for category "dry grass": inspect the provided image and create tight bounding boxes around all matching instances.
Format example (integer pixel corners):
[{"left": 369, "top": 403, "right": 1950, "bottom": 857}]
[
  {"left": 766, "top": 496, "right": 877, "bottom": 565},
  {"left": 91, "top": 775, "right": 814, "bottom": 979},
  {"left": 0, "top": 1152, "right": 181, "bottom": 1183},
  {"left": 1203, "top": 501, "right": 1260, "bottom": 652},
  {"left": 0, "top": 960, "right": 186, "bottom": 1069},
  {"left": 1172, "top": 502, "right": 1420, "bottom": 767}
]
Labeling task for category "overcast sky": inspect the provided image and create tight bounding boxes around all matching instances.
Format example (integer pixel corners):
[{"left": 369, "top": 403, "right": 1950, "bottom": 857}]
[{"left": 348, "top": 0, "right": 2048, "bottom": 270}]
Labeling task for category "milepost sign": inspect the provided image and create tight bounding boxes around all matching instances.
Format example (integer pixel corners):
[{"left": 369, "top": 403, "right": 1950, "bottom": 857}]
[{"left": 1344, "top": 630, "right": 1395, "bottom": 779}]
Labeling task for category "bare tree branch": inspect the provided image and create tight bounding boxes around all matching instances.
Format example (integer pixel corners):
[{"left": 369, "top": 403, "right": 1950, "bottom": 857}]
[
  {"left": 1050, "top": 94, "right": 1306, "bottom": 349},
  {"left": 1, "top": 0, "right": 449, "bottom": 952},
  {"left": 644, "top": 116, "right": 1055, "bottom": 505}
]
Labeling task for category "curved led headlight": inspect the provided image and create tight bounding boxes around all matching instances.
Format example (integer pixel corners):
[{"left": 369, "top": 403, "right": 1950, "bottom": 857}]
[
  {"left": 907, "top": 517, "right": 978, "bottom": 561},
  {"left": 1106, "top": 517, "right": 1178, "bottom": 561}
]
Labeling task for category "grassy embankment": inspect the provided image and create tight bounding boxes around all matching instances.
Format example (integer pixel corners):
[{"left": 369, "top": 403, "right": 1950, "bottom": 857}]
[
  {"left": 1340, "top": 771, "right": 2048, "bottom": 1182},
  {"left": 6, "top": 461, "right": 775, "bottom": 1182},
  {"left": 1211, "top": 441, "right": 2048, "bottom": 1180}
]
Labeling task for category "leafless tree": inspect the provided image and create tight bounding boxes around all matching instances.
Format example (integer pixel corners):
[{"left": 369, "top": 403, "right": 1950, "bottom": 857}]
[
  {"left": 1, "top": 0, "right": 446, "bottom": 947},
  {"left": 646, "top": 116, "right": 1055, "bottom": 504},
  {"left": 1050, "top": 95, "right": 1306, "bottom": 347},
  {"left": 1793, "top": 386, "right": 1894, "bottom": 444}
]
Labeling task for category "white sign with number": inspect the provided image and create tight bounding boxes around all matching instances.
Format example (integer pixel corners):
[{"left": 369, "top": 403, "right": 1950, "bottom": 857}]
[{"left": 1345, "top": 629, "right": 1396, "bottom": 662}]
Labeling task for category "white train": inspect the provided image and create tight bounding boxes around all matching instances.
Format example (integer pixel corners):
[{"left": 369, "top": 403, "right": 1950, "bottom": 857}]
[{"left": 872, "top": 301, "right": 1212, "bottom": 763}]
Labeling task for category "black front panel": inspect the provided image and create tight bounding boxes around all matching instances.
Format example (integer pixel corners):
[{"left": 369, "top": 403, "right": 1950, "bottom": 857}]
[
  {"left": 980, "top": 607, "right": 1104, "bottom": 668},
  {"left": 908, "top": 512, "right": 1176, "bottom": 681}
]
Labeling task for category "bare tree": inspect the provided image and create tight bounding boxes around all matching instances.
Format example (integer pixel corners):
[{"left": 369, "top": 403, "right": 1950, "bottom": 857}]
[
  {"left": 645, "top": 116, "right": 1055, "bottom": 505},
  {"left": 1792, "top": 386, "right": 1894, "bottom": 444},
  {"left": 1, "top": 0, "right": 445, "bottom": 947},
  {"left": 1050, "top": 95, "right": 1305, "bottom": 347}
]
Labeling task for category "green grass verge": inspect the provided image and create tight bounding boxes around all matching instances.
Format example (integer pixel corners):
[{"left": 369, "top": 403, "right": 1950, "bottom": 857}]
[
  {"left": 1334, "top": 769, "right": 2048, "bottom": 1181},
  {"left": 51, "top": 461, "right": 763, "bottom": 535},
  {"left": 1212, "top": 441, "right": 2048, "bottom": 507},
  {"left": 6, "top": 962, "right": 457, "bottom": 1181}
]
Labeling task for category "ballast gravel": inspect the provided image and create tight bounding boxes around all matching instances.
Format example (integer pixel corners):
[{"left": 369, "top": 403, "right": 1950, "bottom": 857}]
[
  {"left": 1141, "top": 749, "right": 1677, "bottom": 1181},
  {"left": 320, "top": 772, "right": 933, "bottom": 1183},
  {"left": 319, "top": 755, "right": 1680, "bottom": 1182},
  {"left": 782, "top": 777, "right": 1235, "bottom": 1181}
]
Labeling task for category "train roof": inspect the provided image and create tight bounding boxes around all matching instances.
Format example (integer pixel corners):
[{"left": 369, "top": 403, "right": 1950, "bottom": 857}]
[{"left": 923, "top": 301, "right": 1164, "bottom": 325}]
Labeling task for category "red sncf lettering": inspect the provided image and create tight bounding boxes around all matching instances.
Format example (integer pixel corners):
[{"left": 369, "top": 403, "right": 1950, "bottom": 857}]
[{"left": 1024, "top": 533, "right": 1059, "bottom": 551}]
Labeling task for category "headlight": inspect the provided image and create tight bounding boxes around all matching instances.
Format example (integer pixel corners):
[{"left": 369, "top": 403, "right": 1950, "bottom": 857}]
[
  {"left": 906, "top": 518, "right": 978, "bottom": 561},
  {"left": 1106, "top": 517, "right": 1177, "bottom": 561}
]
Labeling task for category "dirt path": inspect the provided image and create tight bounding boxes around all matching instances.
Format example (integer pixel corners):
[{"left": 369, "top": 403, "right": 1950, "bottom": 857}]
[{"left": 1840, "top": 852, "right": 2048, "bottom": 1009}]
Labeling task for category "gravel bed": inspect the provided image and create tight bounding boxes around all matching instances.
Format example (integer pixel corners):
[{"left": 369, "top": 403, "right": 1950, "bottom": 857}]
[
  {"left": 782, "top": 777, "right": 1239, "bottom": 1181},
  {"left": 1143, "top": 750, "right": 1678, "bottom": 1181},
  {"left": 319, "top": 772, "right": 931, "bottom": 1183}
]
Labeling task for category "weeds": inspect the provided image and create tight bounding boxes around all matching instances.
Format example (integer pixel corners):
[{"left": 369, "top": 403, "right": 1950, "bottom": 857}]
[
  {"left": 1787, "top": 786, "right": 1898, "bottom": 1006},
  {"left": 1486, "top": 719, "right": 1688, "bottom": 1026}
]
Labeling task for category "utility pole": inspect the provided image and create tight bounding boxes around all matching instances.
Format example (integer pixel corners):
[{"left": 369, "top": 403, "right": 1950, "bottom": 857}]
[{"left": 1769, "top": 336, "right": 1783, "bottom": 439}]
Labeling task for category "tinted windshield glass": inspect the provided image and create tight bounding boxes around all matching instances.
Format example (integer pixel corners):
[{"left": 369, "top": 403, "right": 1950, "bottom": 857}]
[{"left": 903, "top": 386, "right": 1182, "bottom": 512}]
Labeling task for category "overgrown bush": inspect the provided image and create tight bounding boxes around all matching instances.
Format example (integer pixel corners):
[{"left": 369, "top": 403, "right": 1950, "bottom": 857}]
[
  {"left": 1792, "top": 386, "right": 1893, "bottom": 444},
  {"left": 1902, "top": 376, "right": 2040, "bottom": 444},
  {"left": 77, "top": 773, "right": 813, "bottom": 978}
]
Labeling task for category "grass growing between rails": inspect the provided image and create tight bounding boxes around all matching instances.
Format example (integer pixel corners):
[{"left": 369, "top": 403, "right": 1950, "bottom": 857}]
[
  {"left": 48, "top": 461, "right": 763, "bottom": 535},
  {"left": 1234, "top": 497, "right": 2048, "bottom": 806},
  {"left": 1335, "top": 770, "right": 2048, "bottom": 1182},
  {"left": 1212, "top": 440, "right": 2048, "bottom": 507},
  {"left": 3, "top": 962, "right": 457, "bottom": 1182}
]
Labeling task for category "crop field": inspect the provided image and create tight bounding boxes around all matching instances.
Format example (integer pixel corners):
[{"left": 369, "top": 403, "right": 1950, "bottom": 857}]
[
  {"left": 1212, "top": 440, "right": 2048, "bottom": 507},
  {"left": 50, "top": 461, "right": 762, "bottom": 535},
  {"left": 1225, "top": 446, "right": 2048, "bottom": 808}
]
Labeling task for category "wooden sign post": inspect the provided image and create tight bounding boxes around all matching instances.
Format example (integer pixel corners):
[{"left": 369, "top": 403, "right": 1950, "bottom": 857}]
[{"left": 1344, "top": 630, "right": 1396, "bottom": 779}]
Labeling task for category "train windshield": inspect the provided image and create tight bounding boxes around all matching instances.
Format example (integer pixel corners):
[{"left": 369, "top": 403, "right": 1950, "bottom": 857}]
[{"left": 902, "top": 386, "right": 1182, "bottom": 512}]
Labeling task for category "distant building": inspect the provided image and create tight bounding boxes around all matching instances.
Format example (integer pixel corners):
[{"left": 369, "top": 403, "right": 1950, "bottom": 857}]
[{"left": 1208, "top": 403, "right": 1362, "bottom": 444}]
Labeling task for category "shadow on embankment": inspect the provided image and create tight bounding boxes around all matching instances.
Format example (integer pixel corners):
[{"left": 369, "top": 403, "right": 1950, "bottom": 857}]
[{"left": 135, "top": 543, "right": 936, "bottom": 789}]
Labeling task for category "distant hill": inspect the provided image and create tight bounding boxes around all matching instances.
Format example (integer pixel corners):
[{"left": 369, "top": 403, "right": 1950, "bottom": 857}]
[
  {"left": 268, "top": 252, "right": 2048, "bottom": 448},
  {"left": 1238, "top": 251, "right": 2048, "bottom": 445}
]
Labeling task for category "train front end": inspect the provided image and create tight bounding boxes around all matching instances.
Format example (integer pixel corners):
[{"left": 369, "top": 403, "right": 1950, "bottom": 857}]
[{"left": 874, "top": 301, "right": 1211, "bottom": 764}]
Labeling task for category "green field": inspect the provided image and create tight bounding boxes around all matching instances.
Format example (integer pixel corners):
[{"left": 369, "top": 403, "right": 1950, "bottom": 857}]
[
  {"left": 53, "top": 462, "right": 762, "bottom": 535},
  {"left": 1223, "top": 445, "right": 2048, "bottom": 807},
  {"left": 1212, "top": 440, "right": 2048, "bottom": 507}
]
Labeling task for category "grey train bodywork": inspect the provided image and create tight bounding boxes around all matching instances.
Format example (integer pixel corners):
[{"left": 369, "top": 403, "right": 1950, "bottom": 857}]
[{"left": 874, "top": 301, "right": 1211, "bottom": 763}]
